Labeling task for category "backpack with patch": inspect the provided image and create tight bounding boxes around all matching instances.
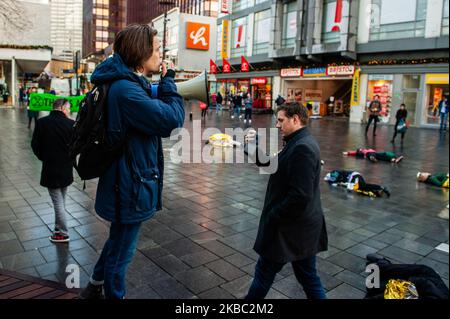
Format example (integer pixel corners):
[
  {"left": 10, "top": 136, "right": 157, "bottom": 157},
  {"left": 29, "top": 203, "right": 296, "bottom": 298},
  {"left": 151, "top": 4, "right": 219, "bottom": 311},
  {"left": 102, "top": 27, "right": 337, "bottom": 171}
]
[{"left": 69, "top": 83, "right": 127, "bottom": 181}]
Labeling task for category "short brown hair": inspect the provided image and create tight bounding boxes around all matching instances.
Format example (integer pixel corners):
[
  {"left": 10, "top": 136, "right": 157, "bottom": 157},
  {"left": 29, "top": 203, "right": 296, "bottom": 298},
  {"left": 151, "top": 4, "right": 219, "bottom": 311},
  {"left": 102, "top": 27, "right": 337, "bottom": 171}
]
[
  {"left": 113, "top": 24, "right": 158, "bottom": 70},
  {"left": 53, "top": 98, "right": 69, "bottom": 110},
  {"left": 277, "top": 102, "right": 309, "bottom": 125}
]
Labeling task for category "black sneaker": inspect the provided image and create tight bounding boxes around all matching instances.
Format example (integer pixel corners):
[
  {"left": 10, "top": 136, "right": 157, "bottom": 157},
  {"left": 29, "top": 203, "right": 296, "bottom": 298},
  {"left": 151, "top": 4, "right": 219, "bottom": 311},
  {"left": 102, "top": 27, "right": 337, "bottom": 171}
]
[
  {"left": 49, "top": 232, "right": 70, "bottom": 243},
  {"left": 79, "top": 283, "right": 104, "bottom": 299}
]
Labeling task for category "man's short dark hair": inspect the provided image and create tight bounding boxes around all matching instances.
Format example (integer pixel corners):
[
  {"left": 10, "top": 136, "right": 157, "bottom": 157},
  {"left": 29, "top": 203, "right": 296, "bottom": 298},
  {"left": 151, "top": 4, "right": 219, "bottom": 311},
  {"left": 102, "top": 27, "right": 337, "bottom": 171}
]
[
  {"left": 374, "top": 95, "right": 380, "bottom": 98},
  {"left": 277, "top": 102, "right": 309, "bottom": 125},
  {"left": 113, "top": 24, "right": 158, "bottom": 70},
  {"left": 53, "top": 99, "right": 69, "bottom": 110}
]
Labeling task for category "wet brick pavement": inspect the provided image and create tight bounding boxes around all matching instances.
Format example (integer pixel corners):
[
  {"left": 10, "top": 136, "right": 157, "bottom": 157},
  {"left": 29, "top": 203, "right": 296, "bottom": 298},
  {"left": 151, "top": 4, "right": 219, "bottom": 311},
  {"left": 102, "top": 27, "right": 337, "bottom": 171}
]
[{"left": 0, "top": 105, "right": 448, "bottom": 299}]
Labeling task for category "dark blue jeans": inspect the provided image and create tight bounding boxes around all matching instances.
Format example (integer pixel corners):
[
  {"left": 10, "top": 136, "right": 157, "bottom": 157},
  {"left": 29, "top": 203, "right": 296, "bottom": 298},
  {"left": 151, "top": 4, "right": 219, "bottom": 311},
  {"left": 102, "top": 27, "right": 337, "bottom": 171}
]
[
  {"left": 246, "top": 256, "right": 326, "bottom": 299},
  {"left": 91, "top": 222, "right": 141, "bottom": 299},
  {"left": 440, "top": 113, "right": 448, "bottom": 131}
]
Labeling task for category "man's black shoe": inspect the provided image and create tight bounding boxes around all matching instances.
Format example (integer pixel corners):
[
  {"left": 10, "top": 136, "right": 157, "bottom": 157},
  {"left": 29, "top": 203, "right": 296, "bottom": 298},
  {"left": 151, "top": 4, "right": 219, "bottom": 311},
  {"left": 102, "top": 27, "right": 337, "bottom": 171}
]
[{"left": 79, "top": 283, "right": 105, "bottom": 299}]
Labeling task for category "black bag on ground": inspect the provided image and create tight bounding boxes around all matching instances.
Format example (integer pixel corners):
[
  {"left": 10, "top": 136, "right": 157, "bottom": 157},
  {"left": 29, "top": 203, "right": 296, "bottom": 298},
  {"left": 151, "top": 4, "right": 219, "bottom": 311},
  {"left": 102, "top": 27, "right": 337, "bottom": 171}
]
[
  {"left": 69, "top": 84, "right": 127, "bottom": 180},
  {"left": 365, "top": 258, "right": 449, "bottom": 299}
]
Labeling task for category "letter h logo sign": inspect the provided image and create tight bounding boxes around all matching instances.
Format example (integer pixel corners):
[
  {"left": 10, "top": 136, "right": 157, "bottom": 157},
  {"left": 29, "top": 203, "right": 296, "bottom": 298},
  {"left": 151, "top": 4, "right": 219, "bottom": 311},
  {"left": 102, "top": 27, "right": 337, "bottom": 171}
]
[{"left": 186, "top": 22, "right": 210, "bottom": 50}]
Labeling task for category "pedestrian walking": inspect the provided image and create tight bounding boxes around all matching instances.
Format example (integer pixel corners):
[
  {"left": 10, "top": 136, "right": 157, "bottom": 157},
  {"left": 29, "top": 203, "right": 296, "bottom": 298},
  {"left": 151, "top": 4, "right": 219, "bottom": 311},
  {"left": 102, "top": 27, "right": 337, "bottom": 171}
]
[
  {"left": 27, "top": 87, "right": 39, "bottom": 129},
  {"left": 216, "top": 91, "right": 223, "bottom": 114},
  {"left": 244, "top": 92, "right": 253, "bottom": 124},
  {"left": 31, "top": 99, "right": 74, "bottom": 243},
  {"left": 391, "top": 103, "right": 408, "bottom": 143},
  {"left": 438, "top": 96, "right": 449, "bottom": 131}
]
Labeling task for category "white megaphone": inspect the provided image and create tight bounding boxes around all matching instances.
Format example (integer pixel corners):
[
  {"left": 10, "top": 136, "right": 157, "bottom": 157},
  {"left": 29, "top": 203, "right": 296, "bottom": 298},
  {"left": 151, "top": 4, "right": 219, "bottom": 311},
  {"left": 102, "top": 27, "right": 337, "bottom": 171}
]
[{"left": 150, "top": 70, "right": 210, "bottom": 107}]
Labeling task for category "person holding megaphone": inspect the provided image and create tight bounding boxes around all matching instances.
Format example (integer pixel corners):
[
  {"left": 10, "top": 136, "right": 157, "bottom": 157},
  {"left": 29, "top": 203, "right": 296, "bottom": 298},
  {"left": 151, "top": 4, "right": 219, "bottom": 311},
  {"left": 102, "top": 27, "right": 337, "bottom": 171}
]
[{"left": 79, "top": 24, "right": 185, "bottom": 299}]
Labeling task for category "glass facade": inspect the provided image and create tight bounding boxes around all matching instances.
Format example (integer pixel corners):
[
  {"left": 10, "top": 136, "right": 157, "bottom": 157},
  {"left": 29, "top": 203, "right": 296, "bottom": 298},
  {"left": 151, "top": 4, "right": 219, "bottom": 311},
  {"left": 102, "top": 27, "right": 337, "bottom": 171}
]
[
  {"left": 370, "top": 0, "right": 427, "bottom": 41},
  {"left": 443, "top": 0, "right": 449, "bottom": 35},
  {"left": 282, "top": 1, "right": 297, "bottom": 48},
  {"left": 321, "top": 0, "right": 340, "bottom": 43},
  {"left": 231, "top": 17, "right": 247, "bottom": 58},
  {"left": 253, "top": 10, "right": 271, "bottom": 55}
]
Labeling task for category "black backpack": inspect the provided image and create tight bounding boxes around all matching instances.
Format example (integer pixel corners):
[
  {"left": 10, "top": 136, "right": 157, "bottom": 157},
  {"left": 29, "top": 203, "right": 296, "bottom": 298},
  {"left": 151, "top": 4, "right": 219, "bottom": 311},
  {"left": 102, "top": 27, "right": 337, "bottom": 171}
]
[{"left": 69, "top": 83, "right": 127, "bottom": 181}]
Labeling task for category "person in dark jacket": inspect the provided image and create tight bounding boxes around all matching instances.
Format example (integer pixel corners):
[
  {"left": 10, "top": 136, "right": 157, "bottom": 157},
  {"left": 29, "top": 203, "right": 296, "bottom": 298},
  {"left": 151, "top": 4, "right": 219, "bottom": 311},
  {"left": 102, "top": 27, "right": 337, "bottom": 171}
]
[
  {"left": 244, "top": 102, "right": 328, "bottom": 299},
  {"left": 216, "top": 91, "right": 223, "bottom": 113},
  {"left": 366, "top": 95, "right": 381, "bottom": 136},
  {"left": 391, "top": 103, "right": 408, "bottom": 143},
  {"left": 31, "top": 99, "right": 74, "bottom": 243},
  {"left": 79, "top": 24, "right": 185, "bottom": 299}
]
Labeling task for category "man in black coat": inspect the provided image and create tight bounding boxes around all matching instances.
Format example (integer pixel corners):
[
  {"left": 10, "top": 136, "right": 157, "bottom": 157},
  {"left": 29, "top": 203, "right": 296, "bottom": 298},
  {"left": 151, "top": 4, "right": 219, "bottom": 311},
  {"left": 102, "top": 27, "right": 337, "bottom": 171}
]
[
  {"left": 245, "top": 102, "right": 328, "bottom": 299},
  {"left": 31, "top": 99, "right": 75, "bottom": 243}
]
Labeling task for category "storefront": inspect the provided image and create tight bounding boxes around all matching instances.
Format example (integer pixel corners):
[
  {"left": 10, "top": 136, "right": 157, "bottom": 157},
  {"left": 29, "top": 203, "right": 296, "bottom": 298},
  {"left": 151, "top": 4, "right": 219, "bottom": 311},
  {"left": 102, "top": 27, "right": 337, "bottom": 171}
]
[
  {"left": 423, "top": 74, "right": 449, "bottom": 126},
  {"left": 214, "top": 72, "right": 275, "bottom": 109},
  {"left": 280, "top": 66, "right": 355, "bottom": 117},
  {"left": 354, "top": 64, "right": 449, "bottom": 128}
]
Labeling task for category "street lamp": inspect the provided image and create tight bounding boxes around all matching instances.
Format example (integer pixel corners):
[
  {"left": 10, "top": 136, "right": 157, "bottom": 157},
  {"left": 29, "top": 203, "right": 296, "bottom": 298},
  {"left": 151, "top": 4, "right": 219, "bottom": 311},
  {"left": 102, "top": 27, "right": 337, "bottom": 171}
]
[{"left": 159, "top": 0, "right": 175, "bottom": 61}]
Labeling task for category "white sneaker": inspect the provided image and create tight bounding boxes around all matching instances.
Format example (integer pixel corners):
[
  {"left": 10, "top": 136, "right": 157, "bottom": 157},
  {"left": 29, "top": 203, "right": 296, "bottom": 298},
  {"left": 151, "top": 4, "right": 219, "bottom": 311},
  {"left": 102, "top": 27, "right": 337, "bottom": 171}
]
[
  {"left": 249, "top": 120, "right": 252, "bottom": 124},
  {"left": 231, "top": 116, "right": 234, "bottom": 119}
]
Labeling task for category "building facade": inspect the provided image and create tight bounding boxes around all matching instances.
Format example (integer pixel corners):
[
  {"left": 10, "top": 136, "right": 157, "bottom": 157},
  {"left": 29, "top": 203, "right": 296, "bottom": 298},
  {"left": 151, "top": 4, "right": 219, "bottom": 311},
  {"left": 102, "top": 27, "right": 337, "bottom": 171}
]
[
  {"left": 128, "top": 0, "right": 219, "bottom": 25},
  {"left": 214, "top": 0, "right": 449, "bottom": 127},
  {"left": 0, "top": 0, "right": 52, "bottom": 106},
  {"left": 82, "top": 0, "right": 127, "bottom": 59},
  {"left": 50, "top": 0, "right": 83, "bottom": 61},
  {"left": 152, "top": 7, "right": 217, "bottom": 80}
]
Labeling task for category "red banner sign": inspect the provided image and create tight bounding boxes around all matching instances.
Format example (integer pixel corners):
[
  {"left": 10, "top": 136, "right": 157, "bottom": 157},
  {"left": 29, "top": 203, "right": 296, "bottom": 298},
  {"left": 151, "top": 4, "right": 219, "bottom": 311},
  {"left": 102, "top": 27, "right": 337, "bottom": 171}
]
[
  {"left": 251, "top": 77, "right": 267, "bottom": 85},
  {"left": 210, "top": 59, "right": 218, "bottom": 74},
  {"left": 223, "top": 59, "right": 231, "bottom": 73},
  {"left": 241, "top": 56, "right": 249, "bottom": 72}
]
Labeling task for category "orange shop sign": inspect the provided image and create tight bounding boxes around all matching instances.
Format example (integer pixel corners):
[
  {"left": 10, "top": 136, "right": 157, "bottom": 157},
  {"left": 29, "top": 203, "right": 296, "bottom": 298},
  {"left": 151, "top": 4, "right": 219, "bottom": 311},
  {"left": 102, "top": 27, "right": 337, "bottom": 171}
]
[
  {"left": 281, "top": 68, "right": 302, "bottom": 77},
  {"left": 327, "top": 65, "right": 355, "bottom": 76},
  {"left": 186, "top": 22, "right": 210, "bottom": 50}
]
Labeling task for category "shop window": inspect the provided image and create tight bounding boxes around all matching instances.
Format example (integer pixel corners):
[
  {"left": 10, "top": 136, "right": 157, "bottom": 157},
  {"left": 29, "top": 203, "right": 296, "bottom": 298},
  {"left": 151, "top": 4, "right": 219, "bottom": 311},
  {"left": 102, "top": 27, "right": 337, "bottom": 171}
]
[
  {"left": 443, "top": 0, "right": 449, "bottom": 35},
  {"left": 425, "top": 84, "right": 449, "bottom": 125},
  {"left": 321, "top": 0, "right": 343, "bottom": 44},
  {"left": 253, "top": 10, "right": 271, "bottom": 55},
  {"left": 231, "top": 17, "right": 247, "bottom": 58},
  {"left": 367, "top": 75, "right": 394, "bottom": 123},
  {"left": 282, "top": 1, "right": 297, "bottom": 48},
  {"left": 370, "top": 0, "right": 427, "bottom": 41},
  {"left": 232, "top": 0, "right": 251, "bottom": 12}
]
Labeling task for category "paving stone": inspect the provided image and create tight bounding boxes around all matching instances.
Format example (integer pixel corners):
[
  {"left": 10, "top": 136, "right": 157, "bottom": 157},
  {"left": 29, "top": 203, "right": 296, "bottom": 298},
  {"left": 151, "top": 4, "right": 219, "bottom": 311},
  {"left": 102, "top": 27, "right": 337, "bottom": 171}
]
[
  {"left": 378, "top": 246, "right": 423, "bottom": 264},
  {"left": 425, "top": 250, "right": 449, "bottom": 265},
  {"left": 180, "top": 250, "right": 220, "bottom": 268},
  {"left": 172, "top": 222, "right": 209, "bottom": 236},
  {"left": 271, "top": 275, "right": 306, "bottom": 299},
  {"left": 362, "top": 238, "right": 390, "bottom": 250},
  {"left": 224, "top": 253, "right": 255, "bottom": 268},
  {"left": 326, "top": 283, "right": 366, "bottom": 299},
  {"left": 149, "top": 277, "right": 196, "bottom": 299},
  {"left": 334, "top": 270, "right": 367, "bottom": 291},
  {"left": 326, "top": 252, "right": 367, "bottom": 274},
  {"left": 316, "top": 258, "right": 344, "bottom": 276},
  {"left": 220, "top": 275, "right": 253, "bottom": 299},
  {"left": 205, "top": 259, "right": 246, "bottom": 281},
  {"left": 198, "top": 287, "right": 236, "bottom": 299},
  {"left": 175, "top": 267, "right": 226, "bottom": 294},
  {"left": 162, "top": 238, "right": 205, "bottom": 258},
  {"left": 127, "top": 284, "right": 161, "bottom": 299},
  {"left": 0, "top": 250, "right": 46, "bottom": 270},
  {"left": 15, "top": 225, "right": 50, "bottom": 242},
  {"left": 346, "top": 244, "right": 379, "bottom": 259},
  {"left": 153, "top": 254, "right": 190, "bottom": 276},
  {"left": 0, "top": 239, "right": 24, "bottom": 257},
  {"left": 201, "top": 240, "right": 237, "bottom": 257},
  {"left": 393, "top": 238, "right": 435, "bottom": 256}
]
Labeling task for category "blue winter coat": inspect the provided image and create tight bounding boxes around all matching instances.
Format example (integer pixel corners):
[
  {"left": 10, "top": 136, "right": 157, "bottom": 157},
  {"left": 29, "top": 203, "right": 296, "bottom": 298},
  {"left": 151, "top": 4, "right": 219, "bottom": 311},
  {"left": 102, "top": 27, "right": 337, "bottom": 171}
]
[{"left": 90, "top": 54, "right": 185, "bottom": 224}]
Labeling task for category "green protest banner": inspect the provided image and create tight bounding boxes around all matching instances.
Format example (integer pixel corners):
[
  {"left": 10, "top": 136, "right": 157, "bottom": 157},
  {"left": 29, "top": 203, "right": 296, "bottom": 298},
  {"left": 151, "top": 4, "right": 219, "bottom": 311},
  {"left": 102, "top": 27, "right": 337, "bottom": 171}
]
[{"left": 29, "top": 93, "right": 85, "bottom": 112}]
